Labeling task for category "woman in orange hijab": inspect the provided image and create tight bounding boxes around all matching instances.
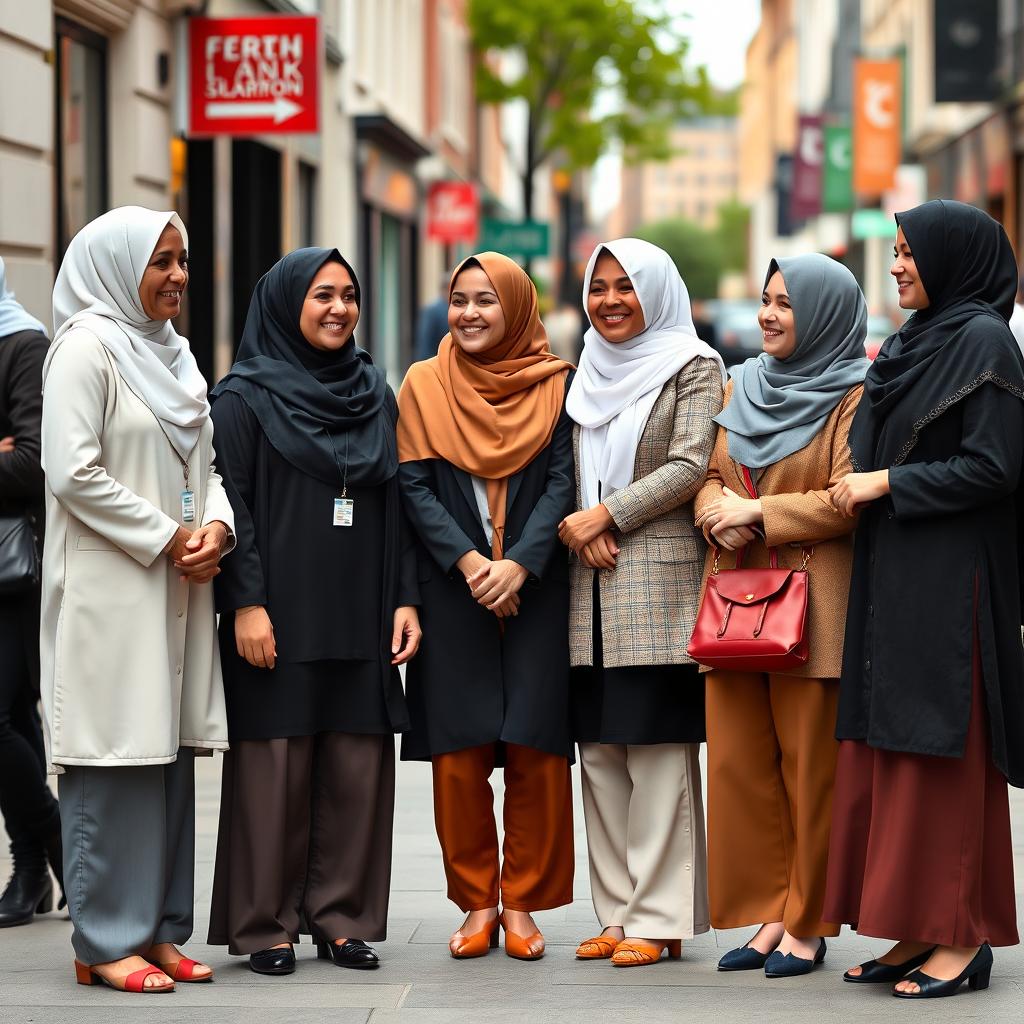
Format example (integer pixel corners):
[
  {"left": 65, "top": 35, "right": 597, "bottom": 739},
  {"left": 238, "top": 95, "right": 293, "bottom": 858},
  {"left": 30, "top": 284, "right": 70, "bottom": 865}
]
[{"left": 398, "top": 253, "right": 575, "bottom": 962}]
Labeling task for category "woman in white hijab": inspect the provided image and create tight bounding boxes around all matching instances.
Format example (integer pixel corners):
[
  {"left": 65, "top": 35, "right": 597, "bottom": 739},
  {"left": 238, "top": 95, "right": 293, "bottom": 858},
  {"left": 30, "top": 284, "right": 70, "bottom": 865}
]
[
  {"left": 559, "top": 239, "right": 724, "bottom": 968},
  {"left": 40, "top": 207, "right": 235, "bottom": 993}
]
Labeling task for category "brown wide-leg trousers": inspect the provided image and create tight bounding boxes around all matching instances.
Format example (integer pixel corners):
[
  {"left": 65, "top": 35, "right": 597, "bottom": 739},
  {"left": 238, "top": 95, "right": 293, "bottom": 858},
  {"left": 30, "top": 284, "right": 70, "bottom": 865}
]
[
  {"left": 431, "top": 742, "right": 574, "bottom": 912},
  {"left": 706, "top": 672, "right": 840, "bottom": 938},
  {"left": 824, "top": 632, "right": 1018, "bottom": 948},
  {"left": 208, "top": 733, "right": 395, "bottom": 954}
]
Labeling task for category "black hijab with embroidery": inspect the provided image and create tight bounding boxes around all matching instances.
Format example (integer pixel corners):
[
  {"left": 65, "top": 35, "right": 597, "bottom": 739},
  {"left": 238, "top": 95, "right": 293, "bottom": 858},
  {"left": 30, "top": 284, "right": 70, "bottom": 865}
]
[
  {"left": 848, "top": 200, "right": 1024, "bottom": 471},
  {"left": 211, "top": 247, "right": 397, "bottom": 486}
]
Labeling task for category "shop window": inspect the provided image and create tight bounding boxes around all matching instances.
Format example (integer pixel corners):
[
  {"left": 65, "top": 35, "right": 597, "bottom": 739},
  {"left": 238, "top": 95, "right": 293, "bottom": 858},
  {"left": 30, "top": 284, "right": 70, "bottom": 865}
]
[
  {"left": 55, "top": 18, "right": 108, "bottom": 258},
  {"left": 298, "top": 161, "right": 317, "bottom": 248}
]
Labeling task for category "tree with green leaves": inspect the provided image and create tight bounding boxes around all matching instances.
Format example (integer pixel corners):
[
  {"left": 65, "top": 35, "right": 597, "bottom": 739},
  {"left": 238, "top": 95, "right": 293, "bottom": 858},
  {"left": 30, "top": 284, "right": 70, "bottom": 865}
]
[
  {"left": 468, "top": 0, "right": 713, "bottom": 221},
  {"left": 635, "top": 217, "right": 724, "bottom": 300}
]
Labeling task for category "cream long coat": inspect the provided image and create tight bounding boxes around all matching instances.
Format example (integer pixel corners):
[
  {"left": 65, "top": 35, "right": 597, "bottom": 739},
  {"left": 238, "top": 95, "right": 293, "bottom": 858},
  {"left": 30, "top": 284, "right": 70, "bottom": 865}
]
[{"left": 39, "top": 329, "right": 235, "bottom": 771}]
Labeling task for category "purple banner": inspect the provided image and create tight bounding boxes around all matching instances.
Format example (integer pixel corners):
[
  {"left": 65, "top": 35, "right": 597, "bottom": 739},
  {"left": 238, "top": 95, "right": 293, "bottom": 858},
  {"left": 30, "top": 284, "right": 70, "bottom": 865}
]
[{"left": 791, "top": 115, "right": 824, "bottom": 221}]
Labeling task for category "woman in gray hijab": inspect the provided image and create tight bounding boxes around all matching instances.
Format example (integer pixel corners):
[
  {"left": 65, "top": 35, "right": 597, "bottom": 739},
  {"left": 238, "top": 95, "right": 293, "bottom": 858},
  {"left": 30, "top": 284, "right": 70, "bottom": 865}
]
[{"left": 692, "top": 254, "right": 868, "bottom": 980}]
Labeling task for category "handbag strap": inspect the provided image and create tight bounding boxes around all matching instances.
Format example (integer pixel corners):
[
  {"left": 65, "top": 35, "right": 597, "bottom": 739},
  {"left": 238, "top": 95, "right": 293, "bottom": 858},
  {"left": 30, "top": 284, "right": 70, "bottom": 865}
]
[{"left": 710, "top": 465, "right": 812, "bottom": 573}]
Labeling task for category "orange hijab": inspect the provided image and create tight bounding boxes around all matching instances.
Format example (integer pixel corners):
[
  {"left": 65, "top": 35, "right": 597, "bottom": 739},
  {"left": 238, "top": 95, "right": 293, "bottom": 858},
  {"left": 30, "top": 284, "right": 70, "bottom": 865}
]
[{"left": 398, "top": 252, "right": 572, "bottom": 558}]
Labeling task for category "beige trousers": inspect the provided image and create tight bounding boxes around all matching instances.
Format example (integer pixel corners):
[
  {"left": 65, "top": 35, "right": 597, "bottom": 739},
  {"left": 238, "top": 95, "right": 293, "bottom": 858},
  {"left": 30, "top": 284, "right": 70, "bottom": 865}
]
[{"left": 579, "top": 742, "right": 710, "bottom": 939}]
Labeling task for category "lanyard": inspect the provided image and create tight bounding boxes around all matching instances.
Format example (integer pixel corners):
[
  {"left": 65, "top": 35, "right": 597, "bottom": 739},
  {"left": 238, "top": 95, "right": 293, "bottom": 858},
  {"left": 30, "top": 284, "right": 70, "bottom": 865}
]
[{"left": 327, "top": 429, "right": 350, "bottom": 498}]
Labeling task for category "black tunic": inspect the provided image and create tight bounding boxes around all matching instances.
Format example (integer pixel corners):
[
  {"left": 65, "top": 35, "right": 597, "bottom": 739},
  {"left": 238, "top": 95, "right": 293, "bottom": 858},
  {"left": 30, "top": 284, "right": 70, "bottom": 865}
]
[
  {"left": 212, "top": 390, "right": 415, "bottom": 741},
  {"left": 399, "top": 383, "right": 575, "bottom": 761}
]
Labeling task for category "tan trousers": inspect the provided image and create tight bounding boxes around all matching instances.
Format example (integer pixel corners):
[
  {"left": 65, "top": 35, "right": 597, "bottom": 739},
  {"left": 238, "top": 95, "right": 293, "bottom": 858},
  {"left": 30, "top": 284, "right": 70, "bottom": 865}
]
[
  {"left": 706, "top": 672, "right": 840, "bottom": 938},
  {"left": 579, "top": 742, "right": 709, "bottom": 939},
  {"left": 432, "top": 743, "right": 574, "bottom": 912}
]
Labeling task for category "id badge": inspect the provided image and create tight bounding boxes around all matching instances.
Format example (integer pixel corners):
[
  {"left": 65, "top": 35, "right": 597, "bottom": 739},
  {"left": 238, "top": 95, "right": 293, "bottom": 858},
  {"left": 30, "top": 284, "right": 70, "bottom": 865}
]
[
  {"left": 333, "top": 497, "right": 354, "bottom": 527},
  {"left": 181, "top": 489, "right": 196, "bottom": 524}
]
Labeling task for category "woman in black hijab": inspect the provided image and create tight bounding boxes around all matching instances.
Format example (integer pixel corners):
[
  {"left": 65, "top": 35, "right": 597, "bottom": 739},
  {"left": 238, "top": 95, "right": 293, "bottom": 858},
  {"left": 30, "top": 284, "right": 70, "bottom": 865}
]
[
  {"left": 206, "top": 248, "right": 421, "bottom": 976},
  {"left": 825, "top": 201, "right": 1024, "bottom": 999}
]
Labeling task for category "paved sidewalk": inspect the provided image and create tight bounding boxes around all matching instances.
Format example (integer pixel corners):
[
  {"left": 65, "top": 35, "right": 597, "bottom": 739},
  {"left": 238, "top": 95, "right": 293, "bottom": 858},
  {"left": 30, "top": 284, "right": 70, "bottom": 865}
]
[{"left": 1, "top": 748, "right": 1022, "bottom": 1023}]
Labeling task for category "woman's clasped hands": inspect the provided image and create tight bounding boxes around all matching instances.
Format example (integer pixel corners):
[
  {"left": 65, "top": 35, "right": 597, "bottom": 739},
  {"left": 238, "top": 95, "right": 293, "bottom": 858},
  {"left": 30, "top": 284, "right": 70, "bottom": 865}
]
[
  {"left": 694, "top": 487, "right": 761, "bottom": 551},
  {"left": 559, "top": 504, "right": 620, "bottom": 569},
  {"left": 457, "top": 550, "right": 528, "bottom": 618},
  {"left": 165, "top": 521, "right": 229, "bottom": 583}
]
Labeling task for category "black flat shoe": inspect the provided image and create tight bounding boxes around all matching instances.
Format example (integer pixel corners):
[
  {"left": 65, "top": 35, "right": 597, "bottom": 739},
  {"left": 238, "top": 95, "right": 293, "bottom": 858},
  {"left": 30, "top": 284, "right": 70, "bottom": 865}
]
[
  {"left": 249, "top": 946, "right": 296, "bottom": 975},
  {"left": 893, "top": 944, "right": 993, "bottom": 999},
  {"left": 844, "top": 946, "right": 936, "bottom": 983},
  {"left": 764, "top": 938, "right": 826, "bottom": 978},
  {"left": 316, "top": 937, "right": 380, "bottom": 970},
  {"left": 718, "top": 942, "right": 777, "bottom": 971}
]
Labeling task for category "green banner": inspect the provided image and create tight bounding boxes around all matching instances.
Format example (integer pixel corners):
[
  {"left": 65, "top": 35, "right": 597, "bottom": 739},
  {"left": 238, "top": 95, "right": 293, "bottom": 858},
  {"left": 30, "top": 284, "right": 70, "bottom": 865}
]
[
  {"left": 851, "top": 208, "right": 895, "bottom": 239},
  {"left": 479, "top": 219, "right": 550, "bottom": 258},
  {"left": 822, "top": 123, "right": 853, "bottom": 213}
]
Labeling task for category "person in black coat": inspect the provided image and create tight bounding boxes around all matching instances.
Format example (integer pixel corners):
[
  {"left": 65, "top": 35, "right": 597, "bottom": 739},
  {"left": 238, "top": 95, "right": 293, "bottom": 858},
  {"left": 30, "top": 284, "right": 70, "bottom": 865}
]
[
  {"left": 397, "top": 252, "right": 575, "bottom": 961},
  {"left": 0, "top": 260, "right": 62, "bottom": 926},
  {"left": 206, "top": 248, "right": 421, "bottom": 976},
  {"left": 825, "top": 201, "right": 1024, "bottom": 999}
]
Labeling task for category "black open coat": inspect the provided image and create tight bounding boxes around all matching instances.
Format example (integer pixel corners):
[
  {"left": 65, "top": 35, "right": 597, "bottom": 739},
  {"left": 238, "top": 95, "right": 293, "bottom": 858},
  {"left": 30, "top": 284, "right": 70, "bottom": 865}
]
[
  {"left": 399, "top": 379, "right": 575, "bottom": 761},
  {"left": 836, "top": 200, "right": 1024, "bottom": 786}
]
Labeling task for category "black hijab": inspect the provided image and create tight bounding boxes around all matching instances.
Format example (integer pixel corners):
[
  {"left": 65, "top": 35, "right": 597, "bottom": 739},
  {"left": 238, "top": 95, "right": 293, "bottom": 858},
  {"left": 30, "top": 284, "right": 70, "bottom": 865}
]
[
  {"left": 849, "top": 200, "right": 1024, "bottom": 471},
  {"left": 211, "top": 247, "right": 397, "bottom": 486}
]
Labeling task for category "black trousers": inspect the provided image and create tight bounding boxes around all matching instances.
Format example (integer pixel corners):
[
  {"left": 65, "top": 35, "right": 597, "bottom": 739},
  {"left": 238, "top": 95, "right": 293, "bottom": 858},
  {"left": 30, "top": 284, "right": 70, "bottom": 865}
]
[{"left": 0, "top": 592, "right": 58, "bottom": 846}]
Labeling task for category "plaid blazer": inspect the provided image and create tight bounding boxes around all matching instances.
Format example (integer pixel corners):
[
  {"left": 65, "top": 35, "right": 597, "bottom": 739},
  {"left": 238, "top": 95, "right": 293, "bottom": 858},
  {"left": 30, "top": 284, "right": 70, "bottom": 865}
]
[{"left": 569, "top": 356, "right": 723, "bottom": 668}]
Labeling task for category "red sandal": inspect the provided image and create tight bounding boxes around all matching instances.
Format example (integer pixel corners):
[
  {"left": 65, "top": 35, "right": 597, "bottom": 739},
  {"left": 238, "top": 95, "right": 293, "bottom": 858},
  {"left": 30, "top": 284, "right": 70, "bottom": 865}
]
[
  {"left": 150, "top": 956, "right": 213, "bottom": 982},
  {"left": 75, "top": 959, "right": 175, "bottom": 993}
]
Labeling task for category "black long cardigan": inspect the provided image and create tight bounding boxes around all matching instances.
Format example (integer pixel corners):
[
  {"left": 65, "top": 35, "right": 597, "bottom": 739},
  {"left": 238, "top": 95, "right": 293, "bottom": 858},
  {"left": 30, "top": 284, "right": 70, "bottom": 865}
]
[
  {"left": 836, "top": 378, "right": 1024, "bottom": 785},
  {"left": 399, "top": 378, "right": 575, "bottom": 761}
]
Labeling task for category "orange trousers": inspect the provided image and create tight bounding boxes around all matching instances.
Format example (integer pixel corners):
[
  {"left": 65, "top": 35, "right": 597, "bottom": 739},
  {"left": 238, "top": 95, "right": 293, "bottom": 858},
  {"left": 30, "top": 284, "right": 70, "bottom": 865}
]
[
  {"left": 431, "top": 743, "right": 574, "bottom": 912},
  {"left": 706, "top": 672, "right": 840, "bottom": 938}
]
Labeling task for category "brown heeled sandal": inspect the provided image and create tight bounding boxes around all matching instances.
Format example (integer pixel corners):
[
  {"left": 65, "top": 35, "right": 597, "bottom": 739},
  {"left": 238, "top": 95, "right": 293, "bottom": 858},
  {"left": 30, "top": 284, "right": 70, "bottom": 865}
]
[
  {"left": 450, "top": 914, "right": 500, "bottom": 959},
  {"left": 611, "top": 939, "right": 682, "bottom": 967},
  {"left": 576, "top": 930, "right": 621, "bottom": 960},
  {"left": 500, "top": 911, "right": 545, "bottom": 961}
]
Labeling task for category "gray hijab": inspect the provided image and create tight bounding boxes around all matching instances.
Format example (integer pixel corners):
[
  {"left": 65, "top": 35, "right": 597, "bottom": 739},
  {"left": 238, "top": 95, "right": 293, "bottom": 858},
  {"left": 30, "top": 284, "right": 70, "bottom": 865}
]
[{"left": 714, "top": 253, "right": 869, "bottom": 469}]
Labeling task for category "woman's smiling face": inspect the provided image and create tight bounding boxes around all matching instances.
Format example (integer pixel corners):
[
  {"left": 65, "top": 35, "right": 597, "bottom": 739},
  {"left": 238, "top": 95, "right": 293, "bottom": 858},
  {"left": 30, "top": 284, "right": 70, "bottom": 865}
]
[
  {"left": 448, "top": 265, "right": 507, "bottom": 354},
  {"left": 758, "top": 270, "right": 797, "bottom": 359},
  {"left": 586, "top": 250, "right": 646, "bottom": 343},
  {"left": 298, "top": 261, "right": 359, "bottom": 352}
]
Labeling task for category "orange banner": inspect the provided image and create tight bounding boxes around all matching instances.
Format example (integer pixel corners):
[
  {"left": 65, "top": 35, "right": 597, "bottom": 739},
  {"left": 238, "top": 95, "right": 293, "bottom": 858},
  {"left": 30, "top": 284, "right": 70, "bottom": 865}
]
[{"left": 853, "top": 59, "right": 902, "bottom": 196}]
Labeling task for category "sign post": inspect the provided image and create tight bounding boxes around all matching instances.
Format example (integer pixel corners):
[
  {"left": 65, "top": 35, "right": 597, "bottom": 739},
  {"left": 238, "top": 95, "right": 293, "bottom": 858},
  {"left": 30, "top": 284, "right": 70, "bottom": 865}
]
[
  {"left": 479, "top": 220, "right": 550, "bottom": 259},
  {"left": 188, "top": 16, "right": 320, "bottom": 136}
]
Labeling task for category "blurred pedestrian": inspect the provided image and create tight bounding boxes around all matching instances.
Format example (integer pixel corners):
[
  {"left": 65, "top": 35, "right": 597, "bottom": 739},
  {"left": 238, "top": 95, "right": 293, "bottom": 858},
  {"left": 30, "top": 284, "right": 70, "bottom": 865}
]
[
  {"left": 206, "top": 248, "right": 420, "bottom": 976},
  {"left": 826, "top": 201, "right": 1024, "bottom": 999},
  {"left": 413, "top": 275, "right": 451, "bottom": 362},
  {"left": 545, "top": 299, "right": 583, "bottom": 363},
  {"left": 694, "top": 253, "right": 868, "bottom": 978},
  {"left": 397, "top": 252, "right": 574, "bottom": 962},
  {"left": 0, "top": 259, "right": 63, "bottom": 928},
  {"left": 560, "top": 238, "right": 724, "bottom": 968},
  {"left": 41, "top": 207, "right": 234, "bottom": 993}
]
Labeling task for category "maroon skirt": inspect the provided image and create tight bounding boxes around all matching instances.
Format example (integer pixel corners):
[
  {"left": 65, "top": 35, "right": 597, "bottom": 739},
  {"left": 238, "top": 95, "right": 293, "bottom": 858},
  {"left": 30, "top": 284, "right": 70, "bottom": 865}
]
[{"left": 824, "top": 627, "right": 1018, "bottom": 947}]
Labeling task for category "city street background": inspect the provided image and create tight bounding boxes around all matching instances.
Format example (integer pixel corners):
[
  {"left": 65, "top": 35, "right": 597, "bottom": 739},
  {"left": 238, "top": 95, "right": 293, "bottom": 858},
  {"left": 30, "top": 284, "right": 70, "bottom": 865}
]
[{"left": 0, "top": 753, "right": 1022, "bottom": 1024}]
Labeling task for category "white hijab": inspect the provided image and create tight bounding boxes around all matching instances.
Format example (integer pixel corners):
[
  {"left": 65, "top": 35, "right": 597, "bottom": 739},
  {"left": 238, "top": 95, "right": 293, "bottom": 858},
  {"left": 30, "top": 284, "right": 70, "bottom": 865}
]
[
  {"left": 46, "top": 206, "right": 209, "bottom": 460},
  {"left": 566, "top": 238, "right": 725, "bottom": 509}
]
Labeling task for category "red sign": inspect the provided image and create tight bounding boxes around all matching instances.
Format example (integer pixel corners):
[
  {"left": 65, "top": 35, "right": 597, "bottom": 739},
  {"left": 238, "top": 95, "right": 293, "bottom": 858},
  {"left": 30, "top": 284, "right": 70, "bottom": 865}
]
[
  {"left": 188, "top": 16, "right": 320, "bottom": 136},
  {"left": 426, "top": 182, "right": 480, "bottom": 244}
]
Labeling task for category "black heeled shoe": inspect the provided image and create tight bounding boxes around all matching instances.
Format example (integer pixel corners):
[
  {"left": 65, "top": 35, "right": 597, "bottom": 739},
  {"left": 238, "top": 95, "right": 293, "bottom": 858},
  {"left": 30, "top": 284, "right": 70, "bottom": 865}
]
[
  {"left": 718, "top": 939, "right": 779, "bottom": 971},
  {"left": 844, "top": 946, "right": 936, "bottom": 983},
  {"left": 764, "top": 938, "right": 826, "bottom": 978},
  {"left": 249, "top": 946, "right": 296, "bottom": 975},
  {"left": 892, "top": 944, "right": 993, "bottom": 999},
  {"left": 315, "top": 937, "right": 380, "bottom": 970},
  {"left": 0, "top": 839, "right": 53, "bottom": 928}
]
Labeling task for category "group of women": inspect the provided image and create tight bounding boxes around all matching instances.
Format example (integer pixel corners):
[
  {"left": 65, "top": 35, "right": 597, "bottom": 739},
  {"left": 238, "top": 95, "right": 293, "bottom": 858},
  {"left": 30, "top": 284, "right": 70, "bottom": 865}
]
[{"left": 5, "top": 197, "right": 1019, "bottom": 1000}]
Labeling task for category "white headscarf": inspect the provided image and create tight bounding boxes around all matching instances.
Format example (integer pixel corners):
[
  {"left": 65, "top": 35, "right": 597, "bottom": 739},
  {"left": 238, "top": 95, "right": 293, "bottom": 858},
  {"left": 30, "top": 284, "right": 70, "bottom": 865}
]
[
  {"left": 46, "top": 206, "right": 210, "bottom": 460},
  {"left": 566, "top": 238, "right": 725, "bottom": 509},
  {"left": 0, "top": 257, "right": 47, "bottom": 338}
]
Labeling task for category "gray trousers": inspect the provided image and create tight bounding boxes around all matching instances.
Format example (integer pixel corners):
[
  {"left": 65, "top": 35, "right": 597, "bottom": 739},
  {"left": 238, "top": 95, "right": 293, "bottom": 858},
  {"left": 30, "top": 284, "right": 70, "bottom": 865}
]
[{"left": 58, "top": 749, "right": 196, "bottom": 964}]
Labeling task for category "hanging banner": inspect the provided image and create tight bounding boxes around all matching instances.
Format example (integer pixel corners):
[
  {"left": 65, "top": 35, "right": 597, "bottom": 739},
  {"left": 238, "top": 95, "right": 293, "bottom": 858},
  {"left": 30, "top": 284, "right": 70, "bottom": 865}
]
[
  {"left": 791, "top": 115, "right": 824, "bottom": 221},
  {"left": 853, "top": 59, "right": 902, "bottom": 196},
  {"left": 822, "top": 122, "right": 853, "bottom": 212},
  {"left": 935, "top": 0, "right": 999, "bottom": 102}
]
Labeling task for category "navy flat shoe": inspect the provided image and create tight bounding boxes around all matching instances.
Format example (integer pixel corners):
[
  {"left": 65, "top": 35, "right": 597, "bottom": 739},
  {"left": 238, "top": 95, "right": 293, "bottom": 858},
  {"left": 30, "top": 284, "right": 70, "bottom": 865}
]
[
  {"left": 844, "top": 946, "right": 935, "bottom": 983},
  {"left": 764, "top": 938, "right": 826, "bottom": 978},
  {"left": 718, "top": 942, "right": 776, "bottom": 972},
  {"left": 893, "top": 944, "right": 992, "bottom": 999}
]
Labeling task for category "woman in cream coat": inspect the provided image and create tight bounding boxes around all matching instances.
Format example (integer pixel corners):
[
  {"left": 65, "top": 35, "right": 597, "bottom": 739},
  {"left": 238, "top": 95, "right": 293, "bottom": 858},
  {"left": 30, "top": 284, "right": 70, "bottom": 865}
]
[{"left": 40, "top": 207, "right": 234, "bottom": 994}]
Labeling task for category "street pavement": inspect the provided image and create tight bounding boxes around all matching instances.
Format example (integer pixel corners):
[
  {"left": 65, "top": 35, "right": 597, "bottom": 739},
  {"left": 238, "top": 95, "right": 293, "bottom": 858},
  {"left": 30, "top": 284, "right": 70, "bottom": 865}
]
[{"left": 1, "top": 747, "right": 1023, "bottom": 1023}]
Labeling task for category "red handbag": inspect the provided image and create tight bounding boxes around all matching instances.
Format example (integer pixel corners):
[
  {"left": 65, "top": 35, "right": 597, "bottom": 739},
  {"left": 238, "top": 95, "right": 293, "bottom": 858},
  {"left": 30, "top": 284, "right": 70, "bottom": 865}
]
[{"left": 686, "top": 468, "right": 811, "bottom": 672}]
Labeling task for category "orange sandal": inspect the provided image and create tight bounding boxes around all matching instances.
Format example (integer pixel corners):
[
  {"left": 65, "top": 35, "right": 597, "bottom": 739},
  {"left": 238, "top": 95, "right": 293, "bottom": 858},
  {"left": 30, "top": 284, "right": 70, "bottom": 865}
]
[
  {"left": 75, "top": 959, "right": 175, "bottom": 993},
  {"left": 150, "top": 956, "right": 213, "bottom": 982},
  {"left": 500, "top": 912, "right": 544, "bottom": 961},
  {"left": 611, "top": 939, "right": 682, "bottom": 967},
  {"left": 450, "top": 914, "right": 500, "bottom": 959},
  {"left": 576, "top": 932, "right": 620, "bottom": 960}
]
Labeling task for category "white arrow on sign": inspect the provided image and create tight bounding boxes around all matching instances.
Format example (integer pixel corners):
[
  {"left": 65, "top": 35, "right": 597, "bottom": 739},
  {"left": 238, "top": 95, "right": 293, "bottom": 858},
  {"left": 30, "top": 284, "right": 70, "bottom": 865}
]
[{"left": 205, "top": 97, "right": 303, "bottom": 125}]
